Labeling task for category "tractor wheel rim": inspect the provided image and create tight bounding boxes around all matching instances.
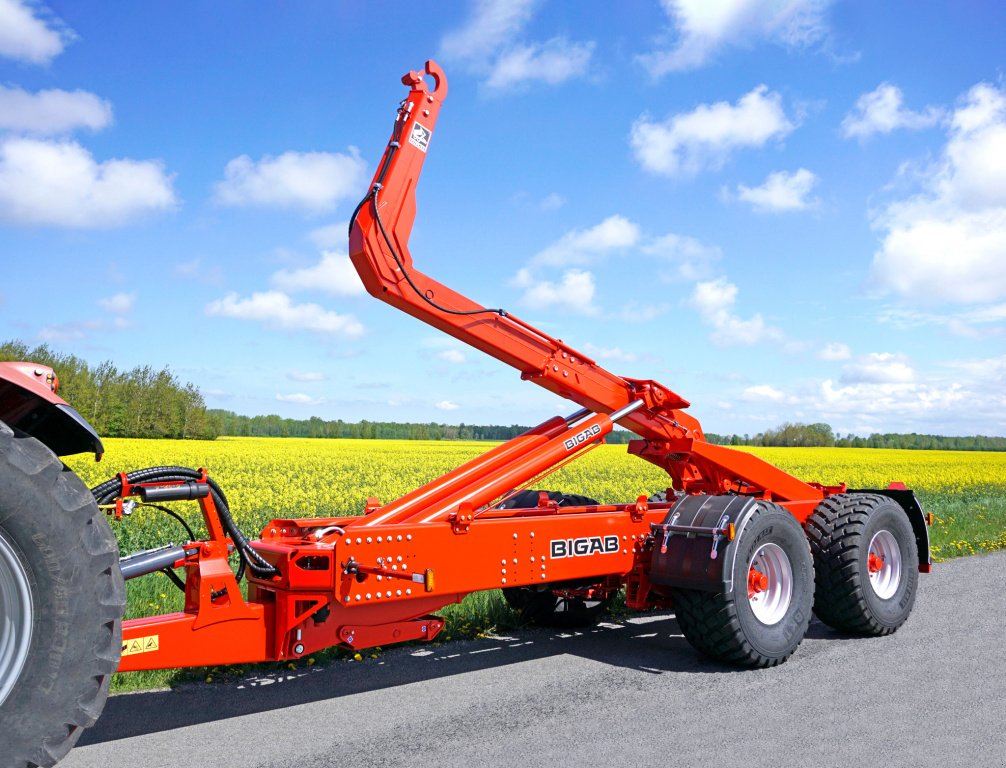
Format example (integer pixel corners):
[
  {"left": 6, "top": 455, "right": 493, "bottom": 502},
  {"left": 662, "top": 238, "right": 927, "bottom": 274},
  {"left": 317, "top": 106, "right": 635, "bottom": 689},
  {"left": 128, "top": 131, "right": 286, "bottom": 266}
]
[
  {"left": 0, "top": 533, "right": 33, "bottom": 708},
  {"left": 747, "top": 542, "right": 793, "bottom": 626},
  {"left": 867, "top": 530, "right": 902, "bottom": 600}
]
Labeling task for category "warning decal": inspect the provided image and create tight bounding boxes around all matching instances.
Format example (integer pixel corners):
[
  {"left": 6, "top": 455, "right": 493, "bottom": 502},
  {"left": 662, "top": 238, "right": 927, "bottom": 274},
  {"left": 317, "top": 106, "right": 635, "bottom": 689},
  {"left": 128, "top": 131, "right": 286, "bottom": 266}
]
[
  {"left": 408, "top": 122, "right": 431, "bottom": 153},
  {"left": 121, "top": 634, "right": 160, "bottom": 657}
]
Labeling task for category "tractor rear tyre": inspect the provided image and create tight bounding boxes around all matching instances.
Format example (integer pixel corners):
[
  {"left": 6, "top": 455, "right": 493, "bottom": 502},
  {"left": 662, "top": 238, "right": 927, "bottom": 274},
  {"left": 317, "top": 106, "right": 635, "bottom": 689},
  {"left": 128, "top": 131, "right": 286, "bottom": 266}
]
[
  {"left": 0, "top": 424, "right": 125, "bottom": 768},
  {"left": 805, "top": 492, "right": 918, "bottom": 635},
  {"left": 670, "top": 502, "right": 814, "bottom": 668},
  {"left": 499, "top": 490, "right": 613, "bottom": 628}
]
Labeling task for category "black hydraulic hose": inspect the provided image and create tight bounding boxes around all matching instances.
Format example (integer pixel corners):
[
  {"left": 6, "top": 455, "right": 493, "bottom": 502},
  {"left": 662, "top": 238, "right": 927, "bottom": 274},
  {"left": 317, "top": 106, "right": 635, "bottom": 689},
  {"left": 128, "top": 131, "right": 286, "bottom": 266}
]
[{"left": 92, "top": 466, "right": 278, "bottom": 578}]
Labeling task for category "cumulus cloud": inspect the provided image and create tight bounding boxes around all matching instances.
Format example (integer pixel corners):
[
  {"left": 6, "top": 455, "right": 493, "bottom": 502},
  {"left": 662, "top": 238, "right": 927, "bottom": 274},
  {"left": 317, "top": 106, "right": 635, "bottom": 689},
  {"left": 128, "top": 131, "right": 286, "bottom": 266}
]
[
  {"left": 440, "top": 0, "right": 594, "bottom": 89},
  {"left": 276, "top": 393, "right": 325, "bottom": 406},
  {"left": 842, "top": 83, "right": 943, "bottom": 140},
  {"left": 0, "top": 138, "right": 176, "bottom": 227},
  {"left": 742, "top": 384, "right": 786, "bottom": 402},
  {"left": 516, "top": 268, "right": 599, "bottom": 315},
  {"left": 871, "top": 82, "right": 1006, "bottom": 305},
  {"left": 486, "top": 38, "right": 595, "bottom": 90},
  {"left": 271, "top": 251, "right": 365, "bottom": 297},
  {"left": 288, "top": 371, "right": 326, "bottom": 382},
  {"left": 436, "top": 349, "right": 467, "bottom": 364},
  {"left": 214, "top": 149, "right": 367, "bottom": 212},
  {"left": 307, "top": 222, "right": 349, "bottom": 249},
  {"left": 841, "top": 352, "right": 915, "bottom": 384},
  {"left": 818, "top": 342, "right": 851, "bottom": 361},
  {"left": 582, "top": 343, "right": 639, "bottom": 363},
  {"left": 206, "top": 291, "right": 364, "bottom": 337},
  {"left": 638, "top": 0, "right": 835, "bottom": 76},
  {"left": 0, "top": 0, "right": 68, "bottom": 64},
  {"left": 532, "top": 215, "right": 640, "bottom": 266},
  {"left": 435, "top": 400, "right": 461, "bottom": 411},
  {"left": 97, "top": 292, "right": 135, "bottom": 314},
  {"left": 0, "top": 85, "right": 112, "bottom": 134},
  {"left": 631, "top": 86, "right": 795, "bottom": 177},
  {"left": 642, "top": 232, "right": 721, "bottom": 281},
  {"left": 690, "top": 277, "right": 781, "bottom": 345},
  {"left": 735, "top": 168, "right": 819, "bottom": 212}
]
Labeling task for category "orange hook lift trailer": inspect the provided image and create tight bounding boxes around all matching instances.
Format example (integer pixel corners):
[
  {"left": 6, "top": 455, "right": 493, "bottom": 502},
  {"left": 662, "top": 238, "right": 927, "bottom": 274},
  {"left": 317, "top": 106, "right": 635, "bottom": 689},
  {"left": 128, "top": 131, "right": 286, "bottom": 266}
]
[
  {"left": 0, "top": 61, "right": 936, "bottom": 766},
  {"left": 111, "top": 60, "right": 931, "bottom": 673}
]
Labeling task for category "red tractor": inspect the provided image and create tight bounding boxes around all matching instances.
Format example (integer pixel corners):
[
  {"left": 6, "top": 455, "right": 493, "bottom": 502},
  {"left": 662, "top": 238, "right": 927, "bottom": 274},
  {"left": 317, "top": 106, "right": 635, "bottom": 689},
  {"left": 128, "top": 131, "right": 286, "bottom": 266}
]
[{"left": 0, "top": 62, "right": 930, "bottom": 768}]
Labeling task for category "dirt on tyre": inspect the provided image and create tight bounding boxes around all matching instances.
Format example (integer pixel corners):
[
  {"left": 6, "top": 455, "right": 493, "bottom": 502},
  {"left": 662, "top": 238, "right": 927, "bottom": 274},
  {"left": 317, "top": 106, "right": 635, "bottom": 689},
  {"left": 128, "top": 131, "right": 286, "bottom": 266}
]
[
  {"left": 0, "top": 424, "right": 125, "bottom": 768},
  {"left": 671, "top": 502, "right": 814, "bottom": 668},
  {"left": 499, "top": 490, "right": 613, "bottom": 628},
  {"left": 805, "top": 492, "right": 918, "bottom": 635}
]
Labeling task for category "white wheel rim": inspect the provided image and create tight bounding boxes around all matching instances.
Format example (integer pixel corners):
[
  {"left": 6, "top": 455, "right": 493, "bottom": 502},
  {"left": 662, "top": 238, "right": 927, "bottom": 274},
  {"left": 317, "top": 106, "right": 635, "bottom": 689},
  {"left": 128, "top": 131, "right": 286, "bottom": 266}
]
[
  {"left": 0, "top": 533, "right": 33, "bottom": 707},
  {"left": 747, "top": 542, "right": 793, "bottom": 626},
  {"left": 868, "top": 530, "right": 902, "bottom": 600}
]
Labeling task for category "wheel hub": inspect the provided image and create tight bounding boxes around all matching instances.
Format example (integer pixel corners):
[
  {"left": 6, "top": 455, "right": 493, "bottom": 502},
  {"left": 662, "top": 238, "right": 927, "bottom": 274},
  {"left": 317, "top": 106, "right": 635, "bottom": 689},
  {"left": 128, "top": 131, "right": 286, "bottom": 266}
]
[
  {"left": 867, "top": 530, "right": 902, "bottom": 600},
  {"left": 747, "top": 542, "right": 793, "bottom": 626},
  {"left": 0, "top": 532, "right": 34, "bottom": 707}
]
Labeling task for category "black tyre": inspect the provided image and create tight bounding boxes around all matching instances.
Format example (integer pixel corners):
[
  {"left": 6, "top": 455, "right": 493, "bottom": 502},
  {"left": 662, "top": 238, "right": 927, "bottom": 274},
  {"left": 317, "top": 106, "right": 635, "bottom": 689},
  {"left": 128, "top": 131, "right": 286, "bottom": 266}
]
[
  {"left": 0, "top": 424, "right": 125, "bottom": 768},
  {"left": 670, "top": 502, "right": 814, "bottom": 668},
  {"left": 499, "top": 490, "right": 613, "bottom": 628},
  {"left": 805, "top": 493, "right": 918, "bottom": 635}
]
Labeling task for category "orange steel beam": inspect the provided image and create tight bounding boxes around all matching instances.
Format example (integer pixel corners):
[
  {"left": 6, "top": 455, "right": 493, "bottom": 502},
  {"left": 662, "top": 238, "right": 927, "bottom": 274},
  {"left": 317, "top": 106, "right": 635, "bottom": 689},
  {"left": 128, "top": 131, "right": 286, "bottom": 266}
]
[{"left": 348, "top": 60, "right": 822, "bottom": 504}]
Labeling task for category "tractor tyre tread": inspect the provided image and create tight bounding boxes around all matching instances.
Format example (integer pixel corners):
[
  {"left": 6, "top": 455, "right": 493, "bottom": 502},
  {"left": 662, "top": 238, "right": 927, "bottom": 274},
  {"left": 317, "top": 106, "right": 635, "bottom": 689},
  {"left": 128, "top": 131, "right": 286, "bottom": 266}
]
[
  {"left": 805, "top": 492, "right": 917, "bottom": 636},
  {"left": 0, "top": 424, "right": 125, "bottom": 768}
]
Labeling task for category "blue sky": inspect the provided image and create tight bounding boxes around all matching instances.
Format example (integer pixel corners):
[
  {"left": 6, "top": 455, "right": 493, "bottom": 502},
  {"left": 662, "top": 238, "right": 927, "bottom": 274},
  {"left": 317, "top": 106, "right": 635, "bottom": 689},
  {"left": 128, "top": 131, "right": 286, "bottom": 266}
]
[{"left": 1, "top": 0, "right": 1004, "bottom": 437}]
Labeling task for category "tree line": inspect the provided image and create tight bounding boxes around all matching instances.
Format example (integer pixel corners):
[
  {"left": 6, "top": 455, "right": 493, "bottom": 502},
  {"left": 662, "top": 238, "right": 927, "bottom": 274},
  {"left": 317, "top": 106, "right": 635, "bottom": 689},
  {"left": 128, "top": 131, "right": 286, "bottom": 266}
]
[
  {"left": 1, "top": 341, "right": 216, "bottom": 439},
  {"left": 703, "top": 421, "right": 1006, "bottom": 452},
  {"left": 3, "top": 340, "right": 1003, "bottom": 450}
]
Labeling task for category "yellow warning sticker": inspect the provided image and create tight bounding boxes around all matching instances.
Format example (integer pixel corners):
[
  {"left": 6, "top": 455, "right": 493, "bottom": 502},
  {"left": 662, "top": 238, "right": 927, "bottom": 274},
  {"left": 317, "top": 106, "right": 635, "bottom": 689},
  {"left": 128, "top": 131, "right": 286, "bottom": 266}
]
[{"left": 121, "top": 634, "right": 159, "bottom": 657}]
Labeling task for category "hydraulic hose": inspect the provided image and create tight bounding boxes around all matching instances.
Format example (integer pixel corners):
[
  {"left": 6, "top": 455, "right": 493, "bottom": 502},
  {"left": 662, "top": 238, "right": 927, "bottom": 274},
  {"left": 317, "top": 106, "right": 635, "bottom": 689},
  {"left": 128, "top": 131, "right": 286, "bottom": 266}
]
[{"left": 91, "top": 466, "right": 278, "bottom": 579}]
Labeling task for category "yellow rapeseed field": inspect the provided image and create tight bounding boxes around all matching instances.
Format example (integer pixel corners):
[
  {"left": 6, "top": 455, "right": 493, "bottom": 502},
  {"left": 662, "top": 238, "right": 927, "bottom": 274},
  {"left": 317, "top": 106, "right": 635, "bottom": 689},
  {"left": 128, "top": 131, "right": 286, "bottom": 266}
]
[{"left": 66, "top": 437, "right": 1006, "bottom": 563}]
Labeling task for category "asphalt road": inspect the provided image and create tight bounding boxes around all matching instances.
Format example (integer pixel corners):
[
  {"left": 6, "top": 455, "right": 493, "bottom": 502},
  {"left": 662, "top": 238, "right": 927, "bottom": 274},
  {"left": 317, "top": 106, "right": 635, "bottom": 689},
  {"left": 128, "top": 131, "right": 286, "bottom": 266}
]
[{"left": 65, "top": 551, "right": 1006, "bottom": 768}]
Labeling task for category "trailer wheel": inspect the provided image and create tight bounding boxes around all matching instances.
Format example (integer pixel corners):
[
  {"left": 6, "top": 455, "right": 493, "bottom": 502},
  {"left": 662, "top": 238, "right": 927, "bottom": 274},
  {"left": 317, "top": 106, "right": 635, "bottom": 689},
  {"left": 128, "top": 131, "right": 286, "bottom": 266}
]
[
  {"left": 0, "top": 424, "right": 125, "bottom": 768},
  {"left": 499, "top": 490, "right": 613, "bottom": 627},
  {"left": 670, "top": 502, "right": 813, "bottom": 668},
  {"left": 805, "top": 493, "right": 918, "bottom": 635}
]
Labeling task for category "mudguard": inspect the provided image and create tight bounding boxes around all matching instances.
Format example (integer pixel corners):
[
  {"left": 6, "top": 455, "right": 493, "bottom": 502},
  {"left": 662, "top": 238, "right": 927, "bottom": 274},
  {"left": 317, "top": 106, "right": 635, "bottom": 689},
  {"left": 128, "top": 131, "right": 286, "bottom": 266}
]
[
  {"left": 648, "top": 494, "right": 761, "bottom": 593},
  {"left": 0, "top": 361, "right": 103, "bottom": 458}
]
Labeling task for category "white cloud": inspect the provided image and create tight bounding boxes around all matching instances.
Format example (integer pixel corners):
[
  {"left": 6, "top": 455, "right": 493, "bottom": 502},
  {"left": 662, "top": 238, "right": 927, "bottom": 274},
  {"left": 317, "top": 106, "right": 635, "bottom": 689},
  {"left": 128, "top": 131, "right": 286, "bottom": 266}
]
[
  {"left": 742, "top": 384, "right": 786, "bottom": 402},
  {"left": 518, "top": 269, "right": 599, "bottom": 315},
  {"left": 818, "top": 342, "right": 851, "bottom": 361},
  {"left": 631, "top": 86, "right": 794, "bottom": 177},
  {"left": 436, "top": 349, "right": 467, "bottom": 364},
  {"left": 871, "top": 83, "right": 1006, "bottom": 305},
  {"left": 643, "top": 232, "right": 720, "bottom": 281},
  {"left": 0, "top": 138, "right": 176, "bottom": 228},
  {"left": 271, "top": 251, "right": 365, "bottom": 297},
  {"left": 582, "top": 343, "right": 639, "bottom": 363},
  {"left": 486, "top": 38, "right": 595, "bottom": 90},
  {"left": 205, "top": 291, "right": 364, "bottom": 337},
  {"left": 276, "top": 393, "right": 325, "bottom": 406},
  {"left": 214, "top": 149, "right": 366, "bottom": 212},
  {"left": 440, "top": 0, "right": 593, "bottom": 89},
  {"left": 842, "top": 83, "right": 943, "bottom": 140},
  {"left": 841, "top": 352, "right": 915, "bottom": 384},
  {"left": 288, "top": 371, "right": 326, "bottom": 382},
  {"left": 638, "top": 0, "right": 834, "bottom": 76},
  {"left": 0, "top": 85, "right": 112, "bottom": 134},
  {"left": 435, "top": 400, "right": 461, "bottom": 411},
  {"left": 736, "top": 168, "right": 819, "bottom": 212},
  {"left": 0, "top": 0, "right": 67, "bottom": 64},
  {"left": 540, "top": 193, "right": 565, "bottom": 211},
  {"left": 533, "top": 215, "right": 641, "bottom": 266},
  {"left": 439, "top": 0, "right": 536, "bottom": 62},
  {"left": 690, "top": 278, "right": 781, "bottom": 345},
  {"left": 307, "top": 222, "right": 349, "bottom": 249},
  {"left": 97, "top": 292, "right": 135, "bottom": 314}
]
